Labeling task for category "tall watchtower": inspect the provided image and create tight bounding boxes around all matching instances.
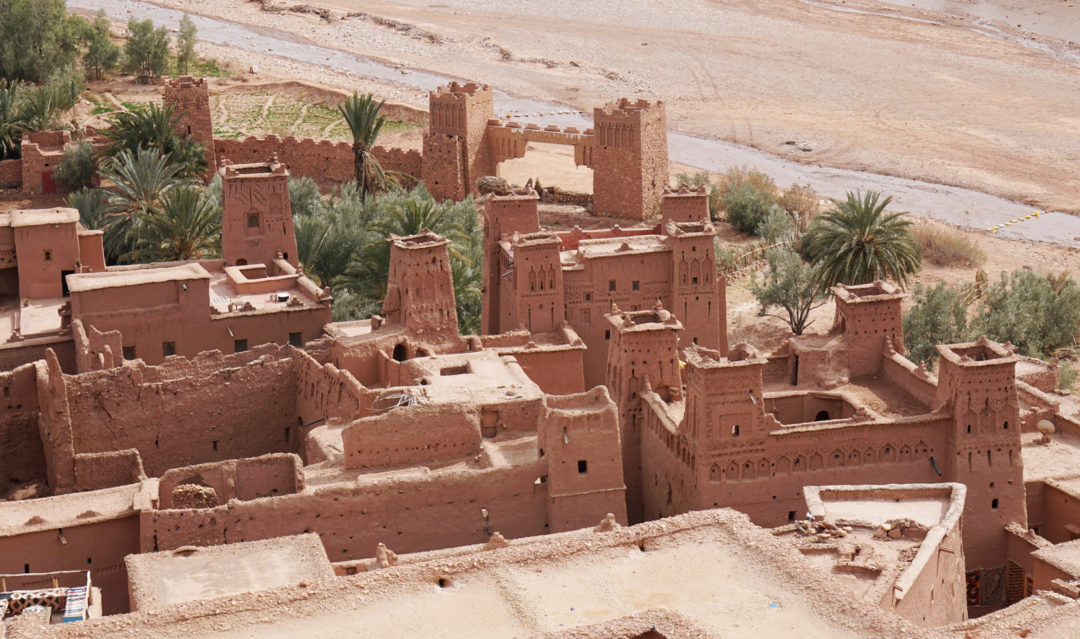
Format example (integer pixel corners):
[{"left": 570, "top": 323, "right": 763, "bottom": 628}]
[
  {"left": 163, "top": 76, "right": 216, "bottom": 180},
  {"left": 504, "top": 231, "right": 565, "bottom": 334},
  {"left": 422, "top": 82, "right": 495, "bottom": 201},
  {"left": 604, "top": 303, "right": 682, "bottom": 522},
  {"left": 666, "top": 219, "right": 726, "bottom": 355},
  {"left": 831, "top": 281, "right": 905, "bottom": 376},
  {"left": 936, "top": 338, "right": 1026, "bottom": 569},
  {"left": 592, "top": 99, "right": 669, "bottom": 220},
  {"left": 382, "top": 230, "right": 458, "bottom": 338},
  {"left": 220, "top": 157, "right": 297, "bottom": 269},
  {"left": 481, "top": 188, "right": 540, "bottom": 335}
]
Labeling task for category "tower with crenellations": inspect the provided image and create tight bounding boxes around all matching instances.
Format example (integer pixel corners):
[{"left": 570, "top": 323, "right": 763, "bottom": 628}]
[
  {"left": 421, "top": 82, "right": 495, "bottom": 201},
  {"left": 163, "top": 76, "right": 217, "bottom": 180},
  {"left": 592, "top": 99, "right": 669, "bottom": 220}
]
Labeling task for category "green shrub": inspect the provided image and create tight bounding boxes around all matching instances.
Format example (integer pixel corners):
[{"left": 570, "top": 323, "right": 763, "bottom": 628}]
[
  {"left": 1061, "top": 360, "right": 1079, "bottom": 392},
  {"left": 973, "top": 270, "right": 1080, "bottom": 357},
  {"left": 53, "top": 140, "right": 96, "bottom": 190},
  {"left": 723, "top": 181, "right": 780, "bottom": 235},
  {"left": 779, "top": 182, "right": 818, "bottom": 235},
  {"left": 289, "top": 176, "right": 325, "bottom": 218},
  {"left": 902, "top": 282, "right": 969, "bottom": 368},
  {"left": 723, "top": 165, "right": 777, "bottom": 199},
  {"left": 754, "top": 207, "right": 794, "bottom": 244},
  {"left": 750, "top": 248, "right": 828, "bottom": 335}
]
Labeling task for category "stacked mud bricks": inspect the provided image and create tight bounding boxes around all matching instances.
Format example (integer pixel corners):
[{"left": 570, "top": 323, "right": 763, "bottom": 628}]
[{"left": 163, "top": 76, "right": 217, "bottom": 180}]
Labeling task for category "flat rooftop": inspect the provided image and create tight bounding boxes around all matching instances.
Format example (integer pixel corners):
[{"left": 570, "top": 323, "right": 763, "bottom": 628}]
[
  {"left": 564, "top": 234, "right": 669, "bottom": 263},
  {"left": 0, "top": 483, "right": 142, "bottom": 536},
  {"left": 67, "top": 263, "right": 210, "bottom": 293},
  {"left": 33, "top": 510, "right": 917, "bottom": 638},
  {"left": 392, "top": 350, "right": 545, "bottom": 406},
  {"left": 7, "top": 207, "right": 79, "bottom": 228},
  {"left": 1032, "top": 538, "right": 1080, "bottom": 583},
  {"left": 125, "top": 533, "right": 333, "bottom": 610}
]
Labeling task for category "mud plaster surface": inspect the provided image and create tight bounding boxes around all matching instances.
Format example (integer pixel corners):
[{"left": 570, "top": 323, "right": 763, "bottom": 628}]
[{"left": 184, "top": 541, "right": 860, "bottom": 639}]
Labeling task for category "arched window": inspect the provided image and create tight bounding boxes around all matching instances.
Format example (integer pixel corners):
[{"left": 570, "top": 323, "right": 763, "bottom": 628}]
[{"left": 248, "top": 214, "right": 259, "bottom": 228}]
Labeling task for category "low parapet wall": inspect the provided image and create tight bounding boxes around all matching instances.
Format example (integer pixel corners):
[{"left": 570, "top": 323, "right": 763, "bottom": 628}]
[
  {"left": 214, "top": 135, "right": 421, "bottom": 190},
  {"left": 0, "top": 159, "right": 20, "bottom": 187}
]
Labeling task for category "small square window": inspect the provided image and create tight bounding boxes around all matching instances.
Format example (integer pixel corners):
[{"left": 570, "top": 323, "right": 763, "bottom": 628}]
[
  {"left": 289, "top": 332, "right": 302, "bottom": 347},
  {"left": 632, "top": 280, "right": 640, "bottom": 291},
  {"left": 234, "top": 339, "right": 248, "bottom": 353},
  {"left": 585, "top": 293, "right": 592, "bottom": 301},
  {"left": 577, "top": 460, "right": 588, "bottom": 474},
  {"left": 604, "top": 329, "right": 611, "bottom": 340},
  {"left": 608, "top": 280, "right": 616, "bottom": 291},
  {"left": 692, "top": 276, "right": 699, "bottom": 285},
  {"left": 122, "top": 346, "right": 136, "bottom": 360},
  {"left": 162, "top": 341, "right": 176, "bottom": 357},
  {"left": 44, "top": 250, "right": 52, "bottom": 262}
]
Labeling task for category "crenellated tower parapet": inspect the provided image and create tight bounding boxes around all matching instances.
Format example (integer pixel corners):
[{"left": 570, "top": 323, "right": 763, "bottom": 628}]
[
  {"left": 163, "top": 76, "right": 216, "bottom": 179},
  {"left": 383, "top": 230, "right": 458, "bottom": 338},
  {"left": 422, "top": 83, "right": 495, "bottom": 200},
  {"left": 593, "top": 98, "right": 668, "bottom": 220}
]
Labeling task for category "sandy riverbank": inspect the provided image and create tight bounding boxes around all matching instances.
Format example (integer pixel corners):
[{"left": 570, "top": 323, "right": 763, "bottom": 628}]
[{"left": 139, "top": 0, "right": 1080, "bottom": 215}]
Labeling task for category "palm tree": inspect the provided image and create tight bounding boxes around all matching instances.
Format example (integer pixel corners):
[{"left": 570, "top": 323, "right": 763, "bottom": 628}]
[
  {"left": 101, "top": 102, "right": 206, "bottom": 178},
  {"left": 101, "top": 146, "right": 190, "bottom": 262},
  {"left": 339, "top": 91, "right": 387, "bottom": 197},
  {"left": 126, "top": 186, "right": 221, "bottom": 262},
  {"left": 0, "top": 80, "right": 27, "bottom": 160},
  {"left": 801, "top": 190, "right": 921, "bottom": 289},
  {"left": 66, "top": 187, "right": 111, "bottom": 231}
]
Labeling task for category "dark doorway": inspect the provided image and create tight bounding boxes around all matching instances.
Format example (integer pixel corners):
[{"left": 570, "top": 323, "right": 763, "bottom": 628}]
[
  {"left": 815, "top": 410, "right": 831, "bottom": 421},
  {"left": 60, "top": 270, "right": 74, "bottom": 296},
  {"left": 790, "top": 355, "right": 799, "bottom": 386},
  {"left": 41, "top": 171, "right": 56, "bottom": 194},
  {"left": 392, "top": 343, "right": 407, "bottom": 362}
]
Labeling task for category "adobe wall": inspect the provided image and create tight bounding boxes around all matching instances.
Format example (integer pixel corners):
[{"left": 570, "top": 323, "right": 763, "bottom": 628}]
[
  {"left": 141, "top": 463, "right": 549, "bottom": 561},
  {"left": 0, "top": 158, "right": 21, "bottom": 187},
  {"left": 72, "top": 449, "right": 145, "bottom": 492},
  {"left": 294, "top": 348, "right": 371, "bottom": 436},
  {"left": 72, "top": 318, "right": 121, "bottom": 372},
  {"left": 342, "top": 404, "right": 482, "bottom": 470},
  {"left": 0, "top": 363, "right": 46, "bottom": 487},
  {"left": 882, "top": 351, "right": 938, "bottom": 407},
  {"left": 72, "top": 269, "right": 330, "bottom": 366},
  {"left": 157, "top": 453, "right": 304, "bottom": 508},
  {"left": 1040, "top": 480, "right": 1080, "bottom": 544},
  {"left": 563, "top": 252, "right": 675, "bottom": 387},
  {"left": 421, "top": 133, "right": 465, "bottom": 201},
  {"left": 13, "top": 215, "right": 80, "bottom": 299},
  {"left": 486, "top": 338, "right": 586, "bottom": 395},
  {"left": 213, "top": 136, "right": 421, "bottom": 190},
  {"left": 540, "top": 387, "right": 627, "bottom": 532},
  {"left": 641, "top": 391, "right": 953, "bottom": 528},
  {"left": 39, "top": 347, "right": 299, "bottom": 490},
  {"left": 0, "top": 515, "right": 140, "bottom": 615},
  {"left": 19, "top": 131, "right": 69, "bottom": 194}
]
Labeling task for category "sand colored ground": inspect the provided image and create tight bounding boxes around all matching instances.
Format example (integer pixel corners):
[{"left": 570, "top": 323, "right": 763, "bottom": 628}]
[{"left": 130, "top": 0, "right": 1080, "bottom": 216}]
